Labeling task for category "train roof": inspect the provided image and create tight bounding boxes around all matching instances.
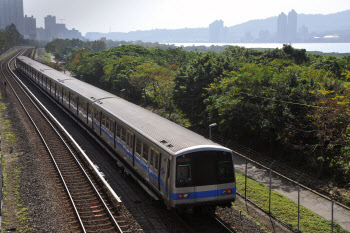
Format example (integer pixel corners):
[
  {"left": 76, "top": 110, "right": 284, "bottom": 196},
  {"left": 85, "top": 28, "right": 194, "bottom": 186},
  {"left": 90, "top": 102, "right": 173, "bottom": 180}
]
[
  {"left": 17, "top": 56, "right": 229, "bottom": 155},
  {"left": 17, "top": 56, "right": 116, "bottom": 101}
]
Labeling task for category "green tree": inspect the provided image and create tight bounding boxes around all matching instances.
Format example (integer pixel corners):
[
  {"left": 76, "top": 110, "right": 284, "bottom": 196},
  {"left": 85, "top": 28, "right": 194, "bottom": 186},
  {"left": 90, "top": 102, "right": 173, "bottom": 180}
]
[
  {"left": 5, "top": 24, "right": 23, "bottom": 45},
  {"left": 173, "top": 53, "right": 229, "bottom": 124}
]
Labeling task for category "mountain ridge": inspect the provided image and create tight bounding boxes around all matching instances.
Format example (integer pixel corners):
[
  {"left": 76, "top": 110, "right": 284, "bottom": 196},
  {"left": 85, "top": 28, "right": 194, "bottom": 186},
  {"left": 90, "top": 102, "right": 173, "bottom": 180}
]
[{"left": 85, "top": 9, "right": 350, "bottom": 43}]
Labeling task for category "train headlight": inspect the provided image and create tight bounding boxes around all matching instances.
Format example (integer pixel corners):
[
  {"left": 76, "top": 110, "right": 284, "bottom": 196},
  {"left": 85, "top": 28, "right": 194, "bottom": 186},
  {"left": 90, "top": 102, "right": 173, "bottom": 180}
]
[
  {"left": 223, "top": 189, "right": 233, "bottom": 195},
  {"left": 178, "top": 193, "right": 190, "bottom": 199}
]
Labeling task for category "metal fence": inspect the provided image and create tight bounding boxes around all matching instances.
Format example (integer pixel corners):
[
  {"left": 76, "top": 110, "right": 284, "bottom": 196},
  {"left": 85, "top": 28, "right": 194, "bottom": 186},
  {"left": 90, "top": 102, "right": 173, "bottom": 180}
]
[
  {"left": 0, "top": 136, "right": 3, "bottom": 228},
  {"left": 190, "top": 126, "right": 350, "bottom": 232}
]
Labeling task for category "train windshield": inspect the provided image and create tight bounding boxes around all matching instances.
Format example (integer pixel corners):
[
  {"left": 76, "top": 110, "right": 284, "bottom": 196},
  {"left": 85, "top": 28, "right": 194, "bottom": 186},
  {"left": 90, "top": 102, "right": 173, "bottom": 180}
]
[{"left": 176, "top": 151, "right": 235, "bottom": 187}]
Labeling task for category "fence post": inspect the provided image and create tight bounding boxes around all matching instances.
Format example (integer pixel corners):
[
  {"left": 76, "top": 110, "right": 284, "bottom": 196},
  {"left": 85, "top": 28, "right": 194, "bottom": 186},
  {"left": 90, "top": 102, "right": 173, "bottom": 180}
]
[
  {"left": 0, "top": 136, "right": 2, "bottom": 226},
  {"left": 245, "top": 160, "right": 248, "bottom": 201},
  {"left": 331, "top": 194, "right": 334, "bottom": 233},
  {"left": 269, "top": 161, "right": 275, "bottom": 214},
  {"left": 298, "top": 180, "right": 300, "bottom": 232},
  {"left": 297, "top": 174, "right": 303, "bottom": 233}
]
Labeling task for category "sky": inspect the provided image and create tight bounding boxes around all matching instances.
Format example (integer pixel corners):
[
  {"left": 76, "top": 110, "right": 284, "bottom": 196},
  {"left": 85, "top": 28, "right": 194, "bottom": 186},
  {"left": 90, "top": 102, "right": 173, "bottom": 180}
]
[{"left": 24, "top": 0, "right": 350, "bottom": 35}]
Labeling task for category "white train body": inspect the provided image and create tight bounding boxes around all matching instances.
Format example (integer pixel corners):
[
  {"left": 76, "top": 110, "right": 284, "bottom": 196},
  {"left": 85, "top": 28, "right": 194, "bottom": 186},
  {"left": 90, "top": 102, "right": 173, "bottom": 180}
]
[{"left": 16, "top": 56, "right": 236, "bottom": 209}]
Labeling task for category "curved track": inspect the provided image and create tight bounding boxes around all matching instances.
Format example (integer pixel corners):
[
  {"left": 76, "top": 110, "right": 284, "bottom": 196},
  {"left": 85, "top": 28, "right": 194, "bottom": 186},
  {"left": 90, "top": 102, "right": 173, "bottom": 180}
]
[
  {"left": 1, "top": 48, "right": 128, "bottom": 232},
  {"left": 1, "top": 47, "right": 274, "bottom": 233}
]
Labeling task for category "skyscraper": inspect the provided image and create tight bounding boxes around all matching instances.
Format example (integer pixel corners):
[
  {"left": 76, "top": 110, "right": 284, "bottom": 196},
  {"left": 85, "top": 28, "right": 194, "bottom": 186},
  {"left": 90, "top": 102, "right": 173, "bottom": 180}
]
[
  {"left": 288, "top": 9, "right": 297, "bottom": 42},
  {"left": 277, "top": 12, "right": 288, "bottom": 42},
  {"left": 45, "top": 15, "right": 56, "bottom": 40},
  {"left": 24, "top": 15, "right": 37, "bottom": 39},
  {"left": 0, "top": 0, "right": 24, "bottom": 34},
  {"left": 209, "top": 20, "right": 226, "bottom": 42}
]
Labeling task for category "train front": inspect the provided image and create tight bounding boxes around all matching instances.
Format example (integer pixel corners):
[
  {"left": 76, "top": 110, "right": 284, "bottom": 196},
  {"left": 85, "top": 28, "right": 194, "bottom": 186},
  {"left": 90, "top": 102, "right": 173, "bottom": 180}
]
[{"left": 170, "top": 146, "right": 236, "bottom": 208}]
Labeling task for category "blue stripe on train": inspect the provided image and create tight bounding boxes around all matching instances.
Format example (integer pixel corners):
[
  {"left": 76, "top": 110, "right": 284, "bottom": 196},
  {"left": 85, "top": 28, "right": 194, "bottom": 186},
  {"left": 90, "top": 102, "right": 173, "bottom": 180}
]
[{"left": 93, "top": 121, "right": 235, "bottom": 201}]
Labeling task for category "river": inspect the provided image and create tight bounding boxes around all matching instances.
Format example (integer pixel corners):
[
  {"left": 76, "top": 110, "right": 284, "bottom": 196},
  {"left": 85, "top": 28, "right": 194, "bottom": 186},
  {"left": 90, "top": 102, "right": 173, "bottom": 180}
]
[{"left": 164, "top": 43, "right": 350, "bottom": 53}]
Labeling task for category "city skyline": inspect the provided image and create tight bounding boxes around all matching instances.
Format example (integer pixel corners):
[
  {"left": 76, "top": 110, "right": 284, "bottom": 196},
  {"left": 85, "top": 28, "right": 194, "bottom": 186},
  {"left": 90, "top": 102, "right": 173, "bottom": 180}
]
[{"left": 24, "top": 0, "right": 350, "bottom": 35}]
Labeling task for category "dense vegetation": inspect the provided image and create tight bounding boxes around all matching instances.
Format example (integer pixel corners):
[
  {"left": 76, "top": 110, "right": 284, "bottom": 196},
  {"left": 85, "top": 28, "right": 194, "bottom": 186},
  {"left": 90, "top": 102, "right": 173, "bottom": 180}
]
[
  {"left": 0, "top": 24, "right": 23, "bottom": 51},
  {"left": 0, "top": 24, "right": 45, "bottom": 51},
  {"left": 45, "top": 40, "right": 350, "bottom": 187}
]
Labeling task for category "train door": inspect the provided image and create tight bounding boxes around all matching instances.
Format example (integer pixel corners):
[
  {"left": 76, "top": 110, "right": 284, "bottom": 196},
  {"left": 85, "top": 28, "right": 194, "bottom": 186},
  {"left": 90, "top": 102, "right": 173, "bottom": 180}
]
[
  {"left": 159, "top": 155, "right": 168, "bottom": 195},
  {"left": 92, "top": 107, "right": 100, "bottom": 134},
  {"left": 87, "top": 103, "right": 91, "bottom": 126},
  {"left": 134, "top": 137, "right": 143, "bottom": 171},
  {"left": 125, "top": 131, "right": 134, "bottom": 164},
  {"left": 149, "top": 148, "right": 160, "bottom": 190},
  {"left": 164, "top": 158, "right": 171, "bottom": 207}
]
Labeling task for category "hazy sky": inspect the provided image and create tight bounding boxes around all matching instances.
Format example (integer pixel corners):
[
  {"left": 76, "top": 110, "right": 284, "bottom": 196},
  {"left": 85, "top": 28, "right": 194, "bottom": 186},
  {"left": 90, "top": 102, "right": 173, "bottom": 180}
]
[{"left": 24, "top": 0, "right": 350, "bottom": 35}]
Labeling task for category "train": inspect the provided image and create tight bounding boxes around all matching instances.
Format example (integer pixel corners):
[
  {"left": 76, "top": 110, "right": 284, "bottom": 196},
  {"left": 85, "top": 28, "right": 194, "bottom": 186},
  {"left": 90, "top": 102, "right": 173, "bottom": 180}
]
[{"left": 16, "top": 55, "right": 236, "bottom": 211}]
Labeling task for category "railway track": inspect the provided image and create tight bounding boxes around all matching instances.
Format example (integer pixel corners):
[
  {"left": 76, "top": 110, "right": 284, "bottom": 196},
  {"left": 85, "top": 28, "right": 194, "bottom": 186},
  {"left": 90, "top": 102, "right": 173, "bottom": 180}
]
[
  {"left": 1, "top": 48, "right": 129, "bottom": 232},
  {"left": 1, "top": 47, "right": 279, "bottom": 233},
  {"left": 176, "top": 210, "right": 236, "bottom": 233}
]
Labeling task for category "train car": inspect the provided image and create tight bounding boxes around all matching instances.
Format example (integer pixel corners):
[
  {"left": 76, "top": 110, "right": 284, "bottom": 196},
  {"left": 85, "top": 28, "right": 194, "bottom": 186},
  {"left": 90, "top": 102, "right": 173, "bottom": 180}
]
[{"left": 16, "top": 56, "right": 236, "bottom": 210}]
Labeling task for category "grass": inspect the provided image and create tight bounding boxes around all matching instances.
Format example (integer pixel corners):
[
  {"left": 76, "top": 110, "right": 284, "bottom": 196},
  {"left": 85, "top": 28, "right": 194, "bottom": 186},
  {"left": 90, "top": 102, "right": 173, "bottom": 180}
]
[
  {"left": 30, "top": 49, "right": 35, "bottom": 59},
  {"left": 0, "top": 89, "right": 32, "bottom": 232},
  {"left": 231, "top": 202, "right": 271, "bottom": 232},
  {"left": 0, "top": 49, "right": 18, "bottom": 62},
  {"left": 235, "top": 172, "right": 348, "bottom": 232},
  {"left": 42, "top": 51, "right": 52, "bottom": 63}
]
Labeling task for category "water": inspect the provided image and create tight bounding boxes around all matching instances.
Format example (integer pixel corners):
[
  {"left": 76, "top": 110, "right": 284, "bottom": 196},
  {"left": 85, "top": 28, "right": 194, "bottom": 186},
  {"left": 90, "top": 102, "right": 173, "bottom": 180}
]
[{"left": 164, "top": 43, "right": 350, "bottom": 53}]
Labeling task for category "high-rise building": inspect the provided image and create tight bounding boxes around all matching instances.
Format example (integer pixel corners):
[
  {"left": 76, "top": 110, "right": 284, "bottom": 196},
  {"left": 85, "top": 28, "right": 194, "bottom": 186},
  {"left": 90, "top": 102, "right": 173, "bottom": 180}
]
[
  {"left": 277, "top": 10, "right": 298, "bottom": 42},
  {"left": 45, "top": 15, "right": 56, "bottom": 40},
  {"left": 209, "top": 20, "right": 226, "bottom": 42},
  {"left": 24, "top": 15, "right": 37, "bottom": 39},
  {"left": 43, "top": 15, "right": 83, "bottom": 41},
  {"left": 277, "top": 12, "right": 288, "bottom": 42},
  {"left": 36, "top": 27, "right": 47, "bottom": 41},
  {"left": 288, "top": 9, "right": 297, "bottom": 42},
  {"left": 0, "top": 0, "right": 24, "bottom": 34}
]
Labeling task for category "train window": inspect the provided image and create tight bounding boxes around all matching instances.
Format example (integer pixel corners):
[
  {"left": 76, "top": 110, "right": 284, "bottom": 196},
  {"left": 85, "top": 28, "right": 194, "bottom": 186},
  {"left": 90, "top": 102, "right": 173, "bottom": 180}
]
[
  {"left": 79, "top": 99, "right": 85, "bottom": 111},
  {"left": 121, "top": 128, "right": 126, "bottom": 142},
  {"left": 109, "top": 119, "right": 114, "bottom": 132},
  {"left": 142, "top": 144, "right": 149, "bottom": 161},
  {"left": 116, "top": 124, "right": 121, "bottom": 138},
  {"left": 136, "top": 138, "right": 142, "bottom": 155},
  {"left": 101, "top": 112, "right": 106, "bottom": 127},
  {"left": 93, "top": 108, "right": 98, "bottom": 121},
  {"left": 71, "top": 94, "right": 76, "bottom": 107},
  {"left": 129, "top": 133, "right": 133, "bottom": 148},
  {"left": 217, "top": 152, "right": 235, "bottom": 183},
  {"left": 126, "top": 132, "right": 133, "bottom": 148},
  {"left": 126, "top": 132, "right": 130, "bottom": 147},
  {"left": 176, "top": 157, "right": 192, "bottom": 187},
  {"left": 155, "top": 151, "right": 160, "bottom": 170},
  {"left": 106, "top": 117, "right": 110, "bottom": 130},
  {"left": 150, "top": 149, "right": 154, "bottom": 166},
  {"left": 176, "top": 151, "right": 235, "bottom": 187},
  {"left": 64, "top": 89, "right": 69, "bottom": 101}
]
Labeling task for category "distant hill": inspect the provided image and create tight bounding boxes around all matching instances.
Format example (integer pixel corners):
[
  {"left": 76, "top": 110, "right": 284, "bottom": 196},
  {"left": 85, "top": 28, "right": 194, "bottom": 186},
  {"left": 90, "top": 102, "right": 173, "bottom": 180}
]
[
  {"left": 86, "top": 28, "right": 209, "bottom": 43},
  {"left": 298, "top": 10, "right": 350, "bottom": 33},
  {"left": 85, "top": 10, "right": 350, "bottom": 43},
  {"left": 226, "top": 10, "right": 350, "bottom": 40}
]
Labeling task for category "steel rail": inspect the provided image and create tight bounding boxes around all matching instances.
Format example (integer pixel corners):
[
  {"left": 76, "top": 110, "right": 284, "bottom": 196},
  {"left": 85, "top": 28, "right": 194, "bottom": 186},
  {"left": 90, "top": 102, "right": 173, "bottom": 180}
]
[
  {"left": 1, "top": 49, "right": 87, "bottom": 232},
  {"left": 214, "top": 217, "right": 235, "bottom": 233},
  {"left": 2, "top": 49, "right": 123, "bottom": 232},
  {"left": 11, "top": 50, "right": 123, "bottom": 232}
]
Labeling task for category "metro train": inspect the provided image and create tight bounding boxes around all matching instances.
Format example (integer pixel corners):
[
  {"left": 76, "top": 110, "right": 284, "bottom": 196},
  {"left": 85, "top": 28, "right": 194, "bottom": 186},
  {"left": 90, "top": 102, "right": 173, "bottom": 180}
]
[{"left": 16, "top": 55, "right": 236, "bottom": 210}]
